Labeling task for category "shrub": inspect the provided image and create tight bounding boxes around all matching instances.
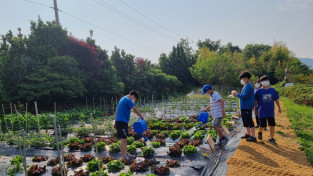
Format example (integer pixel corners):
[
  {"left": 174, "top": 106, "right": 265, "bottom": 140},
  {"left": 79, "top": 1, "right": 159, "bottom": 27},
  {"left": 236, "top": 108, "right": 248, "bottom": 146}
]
[
  {"left": 132, "top": 141, "right": 145, "bottom": 148},
  {"left": 90, "top": 168, "right": 108, "bottom": 176},
  {"left": 142, "top": 147, "right": 154, "bottom": 157},
  {"left": 94, "top": 142, "right": 106, "bottom": 152},
  {"left": 107, "top": 160, "right": 124, "bottom": 172},
  {"left": 151, "top": 141, "right": 161, "bottom": 148},
  {"left": 127, "top": 144, "right": 137, "bottom": 154},
  {"left": 127, "top": 136, "right": 135, "bottom": 145},
  {"left": 169, "top": 130, "right": 182, "bottom": 140},
  {"left": 119, "top": 170, "right": 133, "bottom": 176},
  {"left": 183, "top": 145, "right": 197, "bottom": 155},
  {"left": 75, "top": 127, "right": 91, "bottom": 137},
  {"left": 110, "top": 141, "right": 121, "bottom": 153},
  {"left": 87, "top": 159, "right": 103, "bottom": 172},
  {"left": 180, "top": 132, "right": 191, "bottom": 139}
]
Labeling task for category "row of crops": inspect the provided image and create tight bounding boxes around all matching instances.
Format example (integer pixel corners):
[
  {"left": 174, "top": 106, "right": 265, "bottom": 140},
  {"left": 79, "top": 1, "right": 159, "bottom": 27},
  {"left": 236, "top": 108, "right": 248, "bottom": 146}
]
[{"left": 0, "top": 96, "right": 238, "bottom": 176}]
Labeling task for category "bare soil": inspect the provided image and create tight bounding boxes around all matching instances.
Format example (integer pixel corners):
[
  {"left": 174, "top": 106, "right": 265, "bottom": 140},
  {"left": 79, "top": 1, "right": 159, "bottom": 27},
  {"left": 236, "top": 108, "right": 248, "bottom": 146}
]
[{"left": 227, "top": 101, "right": 313, "bottom": 176}]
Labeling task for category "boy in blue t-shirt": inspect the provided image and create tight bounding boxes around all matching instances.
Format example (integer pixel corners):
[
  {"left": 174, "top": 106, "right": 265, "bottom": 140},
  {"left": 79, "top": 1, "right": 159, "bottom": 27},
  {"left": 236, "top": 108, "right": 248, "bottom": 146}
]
[
  {"left": 114, "top": 90, "right": 144, "bottom": 160},
  {"left": 255, "top": 76, "right": 281, "bottom": 144},
  {"left": 232, "top": 71, "right": 257, "bottom": 142}
]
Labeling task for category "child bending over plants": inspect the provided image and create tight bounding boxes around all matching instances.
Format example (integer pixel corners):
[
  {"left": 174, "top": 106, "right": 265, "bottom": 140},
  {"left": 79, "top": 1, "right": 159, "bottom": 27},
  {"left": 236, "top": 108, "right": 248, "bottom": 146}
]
[
  {"left": 114, "top": 90, "right": 144, "bottom": 160},
  {"left": 202, "top": 85, "right": 228, "bottom": 146}
]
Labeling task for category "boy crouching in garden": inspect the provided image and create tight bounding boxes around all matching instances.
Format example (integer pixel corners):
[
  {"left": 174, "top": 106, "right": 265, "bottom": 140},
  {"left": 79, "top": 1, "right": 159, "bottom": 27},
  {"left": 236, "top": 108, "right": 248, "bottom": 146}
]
[{"left": 202, "top": 85, "right": 228, "bottom": 146}]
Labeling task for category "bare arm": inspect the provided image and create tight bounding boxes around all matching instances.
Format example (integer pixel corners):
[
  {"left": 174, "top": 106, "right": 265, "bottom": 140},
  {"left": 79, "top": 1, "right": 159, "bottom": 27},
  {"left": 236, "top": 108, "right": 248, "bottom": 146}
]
[
  {"left": 219, "top": 99, "right": 226, "bottom": 117},
  {"left": 132, "top": 107, "right": 144, "bottom": 119},
  {"left": 203, "top": 105, "right": 211, "bottom": 112},
  {"left": 274, "top": 99, "right": 282, "bottom": 114},
  {"left": 254, "top": 100, "right": 258, "bottom": 115}
]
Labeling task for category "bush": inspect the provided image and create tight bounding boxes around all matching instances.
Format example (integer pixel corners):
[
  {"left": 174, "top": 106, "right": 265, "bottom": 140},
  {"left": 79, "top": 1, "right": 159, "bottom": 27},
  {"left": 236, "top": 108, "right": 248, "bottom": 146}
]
[
  {"left": 75, "top": 127, "right": 91, "bottom": 137},
  {"left": 183, "top": 145, "right": 197, "bottom": 155},
  {"left": 127, "top": 144, "right": 137, "bottom": 154},
  {"left": 142, "top": 147, "right": 154, "bottom": 157},
  {"left": 193, "top": 130, "right": 206, "bottom": 140},
  {"left": 87, "top": 159, "right": 103, "bottom": 172},
  {"left": 180, "top": 132, "right": 191, "bottom": 139},
  {"left": 132, "top": 141, "right": 145, "bottom": 148},
  {"left": 170, "top": 130, "right": 182, "bottom": 140},
  {"left": 119, "top": 170, "right": 133, "bottom": 176},
  {"left": 110, "top": 141, "right": 121, "bottom": 153},
  {"left": 151, "top": 141, "right": 161, "bottom": 148},
  {"left": 160, "top": 131, "right": 170, "bottom": 137},
  {"left": 94, "top": 142, "right": 106, "bottom": 152},
  {"left": 90, "top": 169, "right": 108, "bottom": 176},
  {"left": 277, "top": 84, "right": 313, "bottom": 107},
  {"left": 127, "top": 136, "right": 135, "bottom": 145},
  {"left": 107, "top": 160, "right": 124, "bottom": 172}
]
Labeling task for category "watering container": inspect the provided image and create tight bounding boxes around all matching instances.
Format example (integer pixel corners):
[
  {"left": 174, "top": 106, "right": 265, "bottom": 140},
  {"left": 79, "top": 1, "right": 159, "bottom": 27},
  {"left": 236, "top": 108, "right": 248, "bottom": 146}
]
[
  {"left": 197, "top": 112, "right": 209, "bottom": 126},
  {"left": 133, "top": 117, "right": 148, "bottom": 141}
]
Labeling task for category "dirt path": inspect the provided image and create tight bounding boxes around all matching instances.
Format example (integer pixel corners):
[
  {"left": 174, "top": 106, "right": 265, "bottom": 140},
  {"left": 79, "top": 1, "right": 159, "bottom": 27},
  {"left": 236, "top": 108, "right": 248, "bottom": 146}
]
[{"left": 227, "top": 101, "right": 313, "bottom": 176}]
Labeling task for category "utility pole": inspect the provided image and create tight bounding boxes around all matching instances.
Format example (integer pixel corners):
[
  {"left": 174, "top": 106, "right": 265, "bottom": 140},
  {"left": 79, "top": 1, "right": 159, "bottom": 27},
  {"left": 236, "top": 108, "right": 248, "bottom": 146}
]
[{"left": 53, "top": 0, "right": 60, "bottom": 24}]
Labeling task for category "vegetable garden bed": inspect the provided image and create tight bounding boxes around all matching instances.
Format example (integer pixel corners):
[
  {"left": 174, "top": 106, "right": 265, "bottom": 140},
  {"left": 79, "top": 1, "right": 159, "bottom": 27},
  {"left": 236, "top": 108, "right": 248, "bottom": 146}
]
[{"left": 0, "top": 96, "right": 239, "bottom": 176}]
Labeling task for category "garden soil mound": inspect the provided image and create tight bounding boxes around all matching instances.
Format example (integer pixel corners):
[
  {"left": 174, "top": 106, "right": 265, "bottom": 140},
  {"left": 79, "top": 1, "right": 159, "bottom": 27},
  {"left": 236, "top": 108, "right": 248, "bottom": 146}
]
[{"left": 227, "top": 101, "right": 313, "bottom": 176}]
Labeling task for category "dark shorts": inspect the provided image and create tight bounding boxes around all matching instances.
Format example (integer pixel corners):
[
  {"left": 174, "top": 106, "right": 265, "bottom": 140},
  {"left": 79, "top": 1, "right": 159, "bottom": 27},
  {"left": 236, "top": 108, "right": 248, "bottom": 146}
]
[
  {"left": 259, "top": 117, "right": 275, "bottom": 127},
  {"left": 241, "top": 109, "right": 255, "bottom": 128},
  {"left": 115, "top": 121, "right": 128, "bottom": 139}
]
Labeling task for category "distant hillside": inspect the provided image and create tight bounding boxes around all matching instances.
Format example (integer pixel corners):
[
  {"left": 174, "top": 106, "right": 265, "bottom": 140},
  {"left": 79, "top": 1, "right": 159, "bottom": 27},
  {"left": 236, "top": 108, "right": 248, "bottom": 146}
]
[{"left": 299, "top": 58, "right": 313, "bottom": 70}]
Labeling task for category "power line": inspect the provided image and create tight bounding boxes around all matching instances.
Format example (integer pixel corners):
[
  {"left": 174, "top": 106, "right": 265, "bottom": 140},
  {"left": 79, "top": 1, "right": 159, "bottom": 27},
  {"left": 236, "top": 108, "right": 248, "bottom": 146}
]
[
  {"left": 117, "top": 0, "right": 183, "bottom": 39},
  {"left": 93, "top": 0, "right": 178, "bottom": 41},
  {"left": 23, "top": 0, "right": 161, "bottom": 53}
]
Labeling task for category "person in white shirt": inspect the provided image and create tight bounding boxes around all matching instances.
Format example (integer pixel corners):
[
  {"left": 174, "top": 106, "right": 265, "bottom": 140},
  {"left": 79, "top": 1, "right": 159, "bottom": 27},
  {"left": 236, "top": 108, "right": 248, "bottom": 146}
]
[{"left": 202, "top": 85, "right": 228, "bottom": 146}]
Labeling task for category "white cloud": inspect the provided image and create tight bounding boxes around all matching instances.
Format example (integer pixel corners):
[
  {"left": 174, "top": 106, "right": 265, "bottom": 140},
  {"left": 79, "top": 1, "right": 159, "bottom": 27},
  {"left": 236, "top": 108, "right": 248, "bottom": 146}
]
[{"left": 276, "top": 0, "right": 313, "bottom": 12}]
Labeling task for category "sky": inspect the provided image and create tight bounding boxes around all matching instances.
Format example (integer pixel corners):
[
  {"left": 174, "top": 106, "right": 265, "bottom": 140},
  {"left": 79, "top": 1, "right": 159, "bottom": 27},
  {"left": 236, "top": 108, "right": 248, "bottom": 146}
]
[{"left": 0, "top": 0, "right": 313, "bottom": 63}]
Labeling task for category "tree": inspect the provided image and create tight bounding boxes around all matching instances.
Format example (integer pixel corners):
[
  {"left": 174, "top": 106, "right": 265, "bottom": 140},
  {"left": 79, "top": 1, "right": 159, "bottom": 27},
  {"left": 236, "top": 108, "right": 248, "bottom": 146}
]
[
  {"left": 110, "top": 47, "right": 135, "bottom": 93},
  {"left": 190, "top": 47, "right": 245, "bottom": 89},
  {"left": 19, "top": 56, "right": 86, "bottom": 102},
  {"left": 197, "top": 38, "right": 221, "bottom": 52},
  {"left": 159, "top": 40, "right": 198, "bottom": 90},
  {"left": 219, "top": 42, "right": 241, "bottom": 54},
  {"left": 243, "top": 44, "right": 271, "bottom": 59}
]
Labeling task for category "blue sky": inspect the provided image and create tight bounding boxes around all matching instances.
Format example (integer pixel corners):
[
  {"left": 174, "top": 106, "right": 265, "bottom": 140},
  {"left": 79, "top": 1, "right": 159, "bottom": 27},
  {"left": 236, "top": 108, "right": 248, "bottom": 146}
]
[{"left": 1, "top": 0, "right": 313, "bottom": 63}]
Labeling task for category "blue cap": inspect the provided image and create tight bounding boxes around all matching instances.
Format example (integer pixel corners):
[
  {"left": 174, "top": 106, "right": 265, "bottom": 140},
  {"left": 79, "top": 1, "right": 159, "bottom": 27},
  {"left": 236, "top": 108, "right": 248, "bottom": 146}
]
[{"left": 202, "top": 85, "right": 212, "bottom": 95}]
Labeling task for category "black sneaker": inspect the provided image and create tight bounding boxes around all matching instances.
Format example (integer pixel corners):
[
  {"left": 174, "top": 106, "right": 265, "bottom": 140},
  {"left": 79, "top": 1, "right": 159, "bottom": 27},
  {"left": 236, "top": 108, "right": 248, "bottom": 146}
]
[
  {"left": 268, "top": 138, "right": 277, "bottom": 145},
  {"left": 258, "top": 132, "right": 263, "bottom": 140},
  {"left": 241, "top": 134, "right": 250, "bottom": 139},
  {"left": 221, "top": 138, "right": 228, "bottom": 146},
  {"left": 246, "top": 136, "right": 257, "bottom": 142}
]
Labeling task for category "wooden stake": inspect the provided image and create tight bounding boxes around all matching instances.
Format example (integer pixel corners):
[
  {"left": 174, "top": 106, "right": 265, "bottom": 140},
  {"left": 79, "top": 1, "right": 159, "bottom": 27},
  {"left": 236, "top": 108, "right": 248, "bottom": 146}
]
[
  {"left": 52, "top": 115, "right": 63, "bottom": 176},
  {"left": 58, "top": 125, "right": 66, "bottom": 176},
  {"left": 25, "top": 103, "right": 28, "bottom": 133},
  {"left": 91, "top": 113, "right": 101, "bottom": 175},
  {"left": 2, "top": 104, "right": 8, "bottom": 133},
  {"left": 21, "top": 130, "right": 27, "bottom": 176},
  {"left": 10, "top": 103, "right": 13, "bottom": 131},
  {"left": 34, "top": 101, "right": 40, "bottom": 134},
  {"left": 14, "top": 104, "right": 22, "bottom": 130},
  {"left": 206, "top": 134, "right": 215, "bottom": 152},
  {"left": 222, "top": 126, "right": 230, "bottom": 135}
]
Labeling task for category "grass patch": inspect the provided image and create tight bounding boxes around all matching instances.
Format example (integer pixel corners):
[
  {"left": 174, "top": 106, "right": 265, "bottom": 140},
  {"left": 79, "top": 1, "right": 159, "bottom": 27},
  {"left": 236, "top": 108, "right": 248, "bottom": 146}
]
[{"left": 281, "top": 97, "right": 313, "bottom": 166}]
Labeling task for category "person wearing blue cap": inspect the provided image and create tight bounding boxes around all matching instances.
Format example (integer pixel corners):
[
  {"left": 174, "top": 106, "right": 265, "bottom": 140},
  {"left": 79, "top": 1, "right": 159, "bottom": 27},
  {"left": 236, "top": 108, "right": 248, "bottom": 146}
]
[
  {"left": 202, "top": 85, "right": 228, "bottom": 146},
  {"left": 232, "top": 71, "right": 257, "bottom": 142},
  {"left": 114, "top": 90, "right": 144, "bottom": 160}
]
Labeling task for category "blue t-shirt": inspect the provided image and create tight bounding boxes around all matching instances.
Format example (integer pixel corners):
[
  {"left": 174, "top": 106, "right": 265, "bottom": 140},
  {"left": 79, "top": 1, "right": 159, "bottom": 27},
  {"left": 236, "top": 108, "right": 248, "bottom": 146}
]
[
  {"left": 237, "top": 82, "right": 254, "bottom": 110},
  {"left": 255, "top": 88, "right": 279, "bottom": 118},
  {"left": 115, "top": 96, "right": 135, "bottom": 123}
]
